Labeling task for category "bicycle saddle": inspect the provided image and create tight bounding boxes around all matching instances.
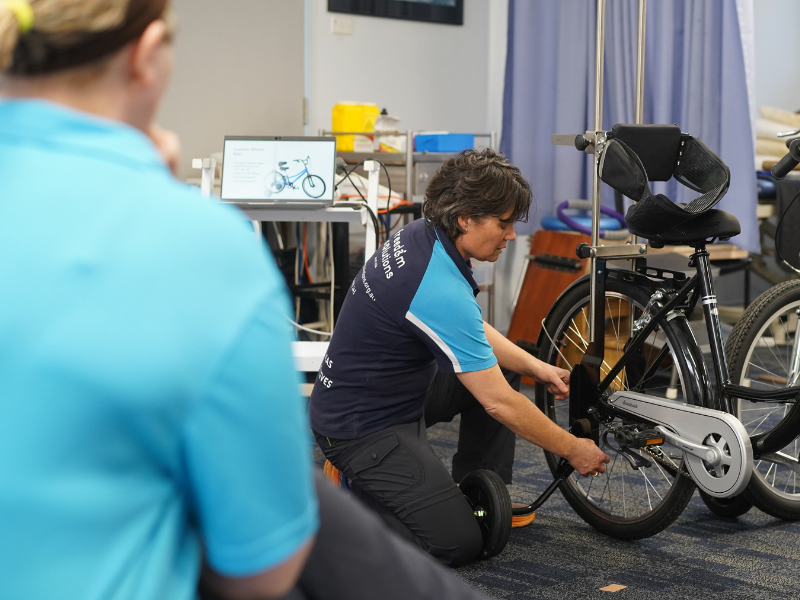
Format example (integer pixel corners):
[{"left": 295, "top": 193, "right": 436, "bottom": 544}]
[
  {"left": 598, "top": 123, "right": 734, "bottom": 244},
  {"left": 646, "top": 209, "right": 740, "bottom": 248}
]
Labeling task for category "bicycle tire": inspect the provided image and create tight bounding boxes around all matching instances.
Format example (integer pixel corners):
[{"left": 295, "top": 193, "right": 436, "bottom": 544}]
[
  {"left": 536, "top": 276, "right": 699, "bottom": 539},
  {"left": 726, "top": 279, "right": 800, "bottom": 520},
  {"left": 302, "top": 174, "right": 326, "bottom": 199},
  {"left": 698, "top": 489, "right": 753, "bottom": 519},
  {"left": 460, "top": 470, "right": 512, "bottom": 559}
]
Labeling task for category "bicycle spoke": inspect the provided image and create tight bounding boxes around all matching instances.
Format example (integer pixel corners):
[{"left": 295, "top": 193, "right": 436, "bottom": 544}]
[
  {"left": 598, "top": 454, "right": 619, "bottom": 513},
  {"left": 762, "top": 325, "right": 789, "bottom": 374},
  {"left": 607, "top": 297, "right": 622, "bottom": 353},
  {"left": 746, "top": 359, "right": 788, "bottom": 384},
  {"left": 780, "top": 318, "right": 793, "bottom": 373},
  {"left": 641, "top": 467, "right": 664, "bottom": 506},
  {"left": 542, "top": 286, "right": 699, "bottom": 530},
  {"left": 565, "top": 316, "right": 626, "bottom": 388},
  {"left": 621, "top": 464, "right": 628, "bottom": 518},
  {"left": 741, "top": 406, "right": 785, "bottom": 432}
]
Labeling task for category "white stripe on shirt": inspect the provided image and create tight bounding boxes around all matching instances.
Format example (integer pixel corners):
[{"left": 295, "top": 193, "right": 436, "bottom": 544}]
[{"left": 405, "top": 310, "right": 462, "bottom": 373}]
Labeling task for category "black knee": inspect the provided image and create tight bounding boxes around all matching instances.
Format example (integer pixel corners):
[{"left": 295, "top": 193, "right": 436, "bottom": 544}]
[
  {"left": 434, "top": 525, "right": 483, "bottom": 567},
  {"left": 415, "top": 495, "right": 484, "bottom": 567}
]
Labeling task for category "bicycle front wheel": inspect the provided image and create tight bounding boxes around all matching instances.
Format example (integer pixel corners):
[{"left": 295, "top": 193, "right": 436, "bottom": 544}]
[
  {"left": 537, "top": 276, "right": 699, "bottom": 539},
  {"left": 302, "top": 174, "right": 326, "bottom": 199},
  {"left": 727, "top": 279, "right": 800, "bottom": 520}
]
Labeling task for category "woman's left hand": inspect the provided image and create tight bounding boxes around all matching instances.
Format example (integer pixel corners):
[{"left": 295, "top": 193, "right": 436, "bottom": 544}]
[{"left": 534, "top": 362, "right": 570, "bottom": 401}]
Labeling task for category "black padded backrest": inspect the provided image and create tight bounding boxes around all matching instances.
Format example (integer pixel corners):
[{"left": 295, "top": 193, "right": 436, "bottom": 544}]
[{"left": 610, "top": 123, "right": 682, "bottom": 181}]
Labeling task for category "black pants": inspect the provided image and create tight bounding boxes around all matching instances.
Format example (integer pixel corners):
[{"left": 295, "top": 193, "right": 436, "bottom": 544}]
[
  {"left": 203, "top": 472, "right": 490, "bottom": 600},
  {"left": 289, "top": 473, "right": 490, "bottom": 600},
  {"left": 315, "top": 369, "right": 520, "bottom": 566}
]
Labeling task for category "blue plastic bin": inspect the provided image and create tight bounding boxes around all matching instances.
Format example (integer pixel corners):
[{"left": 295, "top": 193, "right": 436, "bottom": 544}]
[{"left": 415, "top": 133, "right": 474, "bottom": 152}]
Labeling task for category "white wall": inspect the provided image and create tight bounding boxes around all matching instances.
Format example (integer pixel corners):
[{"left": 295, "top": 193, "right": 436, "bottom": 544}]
[
  {"left": 754, "top": 0, "right": 800, "bottom": 111},
  {"left": 306, "top": 0, "right": 506, "bottom": 136},
  {"left": 158, "top": 0, "right": 305, "bottom": 179},
  {"left": 305, "top": 0, "right": 515, "bottom": 329},
  {"left": 158, "top": 0, "right": 517, "bottom": 329}
]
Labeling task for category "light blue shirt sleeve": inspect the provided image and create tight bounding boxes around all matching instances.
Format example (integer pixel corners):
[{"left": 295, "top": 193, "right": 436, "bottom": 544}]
[
  {"left": 182, "top": 291, "right": 318, "bottom": 577},
  {"left": 406, "top": 241, "right": 497, "bottom": 373}
]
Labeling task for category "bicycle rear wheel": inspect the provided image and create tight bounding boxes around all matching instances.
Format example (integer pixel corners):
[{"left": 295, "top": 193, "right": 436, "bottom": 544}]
[
  {"left": 536, "top": 276, "right": 700, "bottom": 539},
  {"left": 270, "top": 172, "right": 286, "bottom": 194},
  {"left": 727, "top": 279, "right": 800, "bottom": 520}
]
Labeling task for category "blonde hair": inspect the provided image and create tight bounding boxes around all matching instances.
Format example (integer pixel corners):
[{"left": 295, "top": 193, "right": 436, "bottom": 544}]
[{"left": 0, "top": 0, "right": 172, "bottom": 75}]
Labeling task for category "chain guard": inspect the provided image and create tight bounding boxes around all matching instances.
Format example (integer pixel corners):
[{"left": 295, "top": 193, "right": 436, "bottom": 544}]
[{"left": 607, "top": 390, "right": 752, "bottom": 497}]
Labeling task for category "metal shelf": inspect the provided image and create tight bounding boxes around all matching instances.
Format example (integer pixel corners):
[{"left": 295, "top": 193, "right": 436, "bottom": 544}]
[
  {"left": 321, "top": 130, "right": 497, "bottom": 201},
  {"left": 320, "top": 129, "right": 499, "bottom": 324}
]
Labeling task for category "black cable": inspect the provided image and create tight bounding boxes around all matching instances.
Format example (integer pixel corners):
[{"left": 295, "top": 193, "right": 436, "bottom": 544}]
[
  {"left": 342, "top": 171, "right": 381, "bottom": 243},
  {"left": 343, "top": 170, "right": 368, "bottom": 203},
  {"left": 335, "top": 160, "right": 383, "bottom": 243},
  {"left": 364, "top": 204, "right": 381, "bottom": 244},
  {"left": 378, "top": 159, "right": 393, "bottom": 214}
]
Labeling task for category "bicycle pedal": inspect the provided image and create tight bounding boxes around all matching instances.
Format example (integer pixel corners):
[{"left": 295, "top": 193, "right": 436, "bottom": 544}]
[{"left": 614, "top": 426, "right": 664, "bottom": 449}]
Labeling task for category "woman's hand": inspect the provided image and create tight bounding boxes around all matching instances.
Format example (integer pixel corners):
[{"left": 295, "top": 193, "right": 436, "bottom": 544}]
[
  {"left": 147, "top": 123, "right": 181, "bottom": 178},
  {"left": 532, "top": 361, "right": 570, "bottom": 401}
]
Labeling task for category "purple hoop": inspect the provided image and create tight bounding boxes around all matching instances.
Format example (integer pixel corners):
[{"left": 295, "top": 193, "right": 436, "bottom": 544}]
[{"left": 556, "top": 200, "right": 627, "bottom": 238}]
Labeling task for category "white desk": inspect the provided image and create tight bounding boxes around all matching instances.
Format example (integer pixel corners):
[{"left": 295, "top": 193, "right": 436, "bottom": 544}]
[
  {"left": 292, "top": 341, "right": 329, "bottom": 372},
  {"left": 231, "top": 204, "right": 365, "bottom": 224}
]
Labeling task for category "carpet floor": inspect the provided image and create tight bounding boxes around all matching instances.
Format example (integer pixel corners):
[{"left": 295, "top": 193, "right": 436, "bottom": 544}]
[
  {"left": 428, "top": 410, "right": 800, "bottom": 599},
  {"left": 312, "top": 382, "right": 800, "bottom": 599}
]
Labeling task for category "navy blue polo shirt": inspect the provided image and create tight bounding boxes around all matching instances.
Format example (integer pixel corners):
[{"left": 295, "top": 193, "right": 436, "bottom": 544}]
[{"left": 309, "top": 218, "right": 497, "bottom": 439}]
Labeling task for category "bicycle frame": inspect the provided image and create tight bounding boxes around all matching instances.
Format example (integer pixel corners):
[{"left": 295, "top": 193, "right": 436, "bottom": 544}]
[
  {"left": 558, "top": 0, "right": 800, "bottom": 461},
  {"left": 548, "top": 248, "right": 800, "bottom": 461},
  {"left": 278, "top": 165, "right": 310, "bottom": 188}
]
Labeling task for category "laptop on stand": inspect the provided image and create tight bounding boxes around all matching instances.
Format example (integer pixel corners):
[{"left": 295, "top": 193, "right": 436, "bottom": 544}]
[{"left": 219, "top": 136, "right": 337, "bottom": 208}]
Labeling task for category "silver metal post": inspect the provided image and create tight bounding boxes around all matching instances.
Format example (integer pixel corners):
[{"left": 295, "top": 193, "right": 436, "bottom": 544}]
[
  {"left": 589, "top": 0, "right": 607, "bottom": 342},
  {"left": 406, "top": 130, "right": 414, "bottom": 201},
  {"left": 629, "top": 0, "right": 647, "bottom": 330},
  {"left": 634, "top": 0, "right": 647, "bottom": 125}
]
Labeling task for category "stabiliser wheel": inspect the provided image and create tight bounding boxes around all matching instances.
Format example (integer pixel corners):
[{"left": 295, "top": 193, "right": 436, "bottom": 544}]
[
  {"left": 699, "top": 490, "right": 753, "bottom": 519},
  {"left": 460, "top": 469, "right": 512, "bottom": 559}
]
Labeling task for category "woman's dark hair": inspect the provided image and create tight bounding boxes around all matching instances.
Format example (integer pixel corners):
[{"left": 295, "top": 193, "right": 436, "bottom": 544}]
[{"left": 422, "top": 148, "right": 532, "bottom": 240}]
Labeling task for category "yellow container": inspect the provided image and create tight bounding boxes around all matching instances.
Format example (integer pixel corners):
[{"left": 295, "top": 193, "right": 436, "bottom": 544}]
[{"left": 332, "top": 102, "right": 380, "bottom": 151}]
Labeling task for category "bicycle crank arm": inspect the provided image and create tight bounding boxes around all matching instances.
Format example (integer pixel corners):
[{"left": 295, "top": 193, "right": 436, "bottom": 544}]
[
  {"left": 606, "top": 390, "right": 753, "bottom": 498},
  {"left": 653, "top": 427, "right": 726, "bottom": 466}
]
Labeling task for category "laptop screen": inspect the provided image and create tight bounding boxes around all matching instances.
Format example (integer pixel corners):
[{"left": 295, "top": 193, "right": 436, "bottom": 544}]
[{"left": 220, "top": 136, "right": 337, "bottom": 204}]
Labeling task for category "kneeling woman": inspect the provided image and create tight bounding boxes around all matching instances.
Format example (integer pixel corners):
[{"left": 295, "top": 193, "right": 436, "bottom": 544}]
[{"left": 310, "top": 149, "right": 609, "bottom": 566}]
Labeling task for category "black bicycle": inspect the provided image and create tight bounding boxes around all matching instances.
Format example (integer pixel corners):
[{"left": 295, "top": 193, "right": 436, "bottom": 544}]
[{"left": 519, "top": 123, "right": 800, "bottom": 539}]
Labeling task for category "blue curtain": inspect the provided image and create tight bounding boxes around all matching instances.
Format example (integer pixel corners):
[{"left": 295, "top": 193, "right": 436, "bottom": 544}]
[{"left": 502, "top": 0, "right": 758, "bottom": 252}]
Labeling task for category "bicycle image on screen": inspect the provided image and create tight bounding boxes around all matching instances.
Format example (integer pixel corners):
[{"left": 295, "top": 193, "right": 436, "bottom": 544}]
[{"left": 266, "top": 156, "right": 327, "bottom": 199}]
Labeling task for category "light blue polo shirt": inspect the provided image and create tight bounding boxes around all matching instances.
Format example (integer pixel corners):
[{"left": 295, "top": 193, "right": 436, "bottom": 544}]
[{"left": 0, "top": 100, "right": 318, "bottom": 600}]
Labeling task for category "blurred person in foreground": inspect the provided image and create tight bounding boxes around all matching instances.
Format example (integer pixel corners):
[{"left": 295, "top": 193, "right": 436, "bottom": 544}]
[{"left": 0, "top": 1, "right": 492, "bottom": 598}]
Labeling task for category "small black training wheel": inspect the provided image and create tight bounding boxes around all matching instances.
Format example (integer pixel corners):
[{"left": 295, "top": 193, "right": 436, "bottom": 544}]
[
  {"left": 460, "top": 469, "right": 512, "bottom": 559},
  {"left": 699, "top": 489, "right": 754, "bottom": 519}
]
